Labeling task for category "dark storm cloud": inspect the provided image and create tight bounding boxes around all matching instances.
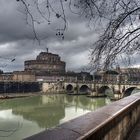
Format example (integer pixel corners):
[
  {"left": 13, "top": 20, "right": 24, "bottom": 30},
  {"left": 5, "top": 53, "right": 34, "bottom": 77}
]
[
  {"left": 0, "top": 1, "right": 32, "bottom": 43},
  {"left": 0, "top": 0, "right": 98, "bottom": 72}
]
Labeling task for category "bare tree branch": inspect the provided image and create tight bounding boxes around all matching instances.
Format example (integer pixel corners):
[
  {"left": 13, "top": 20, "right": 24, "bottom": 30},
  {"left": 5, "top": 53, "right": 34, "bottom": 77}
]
[{"left": 16, "top": 0, "right": 140, "bottom": 70}]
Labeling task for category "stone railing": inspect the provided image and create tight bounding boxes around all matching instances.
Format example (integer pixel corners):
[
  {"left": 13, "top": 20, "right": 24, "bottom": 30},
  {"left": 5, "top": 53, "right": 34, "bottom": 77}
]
[
  {"left": 94, "top": 80, "right": 140, "bottom": 85},
  {"left": 25, "top": 93, "right": 140, "bottom": 140}
]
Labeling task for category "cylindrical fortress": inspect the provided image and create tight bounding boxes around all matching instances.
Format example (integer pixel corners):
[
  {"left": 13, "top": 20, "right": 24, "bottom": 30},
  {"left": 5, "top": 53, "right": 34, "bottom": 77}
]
[{"left": 24, "top": 52, "right": 66, "bottom": 75}]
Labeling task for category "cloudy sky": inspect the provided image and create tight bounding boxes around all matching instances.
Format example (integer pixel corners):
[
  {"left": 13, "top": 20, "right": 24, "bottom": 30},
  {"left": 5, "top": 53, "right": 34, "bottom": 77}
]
[{"left": 0, "top": 0, "right": 100, "bottom": 72}]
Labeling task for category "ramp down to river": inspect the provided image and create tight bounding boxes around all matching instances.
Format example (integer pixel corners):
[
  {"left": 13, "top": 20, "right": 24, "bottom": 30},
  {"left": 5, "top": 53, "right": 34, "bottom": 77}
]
[{"left": 25, "top": 93, "right": 140, "bottom": 140}]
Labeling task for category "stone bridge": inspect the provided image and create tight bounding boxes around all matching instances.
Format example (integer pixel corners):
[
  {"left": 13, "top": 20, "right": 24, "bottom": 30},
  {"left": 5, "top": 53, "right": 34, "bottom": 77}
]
[
  {"left": 64, "top": 81, "right": 140, "bottom": 96},
  {"left": 42, "top": 81, "right": 140, "bottom": 97}
]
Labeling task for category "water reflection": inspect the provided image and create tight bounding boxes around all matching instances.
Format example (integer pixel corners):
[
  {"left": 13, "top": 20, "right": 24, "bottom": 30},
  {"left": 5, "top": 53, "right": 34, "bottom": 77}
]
[{"left": 0, "top": 94, "right": 111, "bottom": 140}]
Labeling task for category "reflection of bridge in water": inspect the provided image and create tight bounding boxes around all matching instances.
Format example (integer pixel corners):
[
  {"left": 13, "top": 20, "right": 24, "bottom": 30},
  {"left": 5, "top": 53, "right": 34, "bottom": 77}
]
[{"left": 0, "top": 94, "right": 109, "bottom": 129}]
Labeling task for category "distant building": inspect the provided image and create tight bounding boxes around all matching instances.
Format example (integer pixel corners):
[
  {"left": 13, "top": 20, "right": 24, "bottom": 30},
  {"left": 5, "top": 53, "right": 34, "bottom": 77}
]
[
  {"left": 13, "top": 71, "right": 36, "bottom": 82},
  {"left": 24, "top": 51, "right": 66, "bottom": 76},
  {"left": 0, "top": 72, "right": 13, "bottom": 81},
  {"left": 65, "top": 71, "right": 93, "bottom": 82},
  {"left": 0, "top": 50, "right": 93, "bottom": 82},
  {"left": 94, "top": 67, "right": 140, "bottom": 82},
  {"left": 93, "top": 70, "right": 119, "bottom": 82},
  {"left": 117, "top": 67, "right": 140, "bottom": 82}
]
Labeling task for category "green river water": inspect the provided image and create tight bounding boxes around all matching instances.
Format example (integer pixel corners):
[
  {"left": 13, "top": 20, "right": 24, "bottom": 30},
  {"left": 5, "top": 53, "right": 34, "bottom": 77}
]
[{"left": 0, "top": 94, "right": 111, "bottom": 140}]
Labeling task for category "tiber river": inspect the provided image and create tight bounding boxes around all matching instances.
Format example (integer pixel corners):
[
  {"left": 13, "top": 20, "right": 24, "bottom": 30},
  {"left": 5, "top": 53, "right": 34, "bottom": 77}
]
[{"left": 0, "top": 94, "right": 111, "bottom": 140}]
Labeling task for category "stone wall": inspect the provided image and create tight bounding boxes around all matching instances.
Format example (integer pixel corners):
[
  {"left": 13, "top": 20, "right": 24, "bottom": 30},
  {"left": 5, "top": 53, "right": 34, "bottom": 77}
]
[
  {"left": 42, "top": 82, "right": 64, "bottom": 93},
  {"left": 25, "top": 93, "right": 140, "bottom": 140},
  {"left": 13, "top": 71, "right": 35, "bottom": 81},
  {"left": 0, "top": 82, "right": 41, "bottom": 93}
]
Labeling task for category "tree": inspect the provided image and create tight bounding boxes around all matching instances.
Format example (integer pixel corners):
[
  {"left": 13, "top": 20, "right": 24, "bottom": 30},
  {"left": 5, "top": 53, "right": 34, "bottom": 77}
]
[
  {"left": 16, "top": 0, "right": 140, "bottom": 70},
  {"left": 0, "top": 70, "right": 3, "bottom": 74},
  {"left": 88, "top": 0, "right": 140, "bottom": 70}
]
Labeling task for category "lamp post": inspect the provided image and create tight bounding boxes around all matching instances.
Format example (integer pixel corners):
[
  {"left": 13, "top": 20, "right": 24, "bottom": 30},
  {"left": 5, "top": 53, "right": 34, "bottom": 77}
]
[{"left": 81, "top": 72, "right": 86, "bottom": 83}]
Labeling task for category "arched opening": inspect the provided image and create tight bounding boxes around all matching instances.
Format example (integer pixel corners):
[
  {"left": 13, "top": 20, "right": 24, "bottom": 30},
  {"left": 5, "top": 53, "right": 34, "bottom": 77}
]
[
  {"left": 123, "top": 87, "right": 138, "bottom": 97},
  {"left": 66, "top": 84, "right": 73, "bottom": 93},
  {"left": 98, "top": 86, "right": 111, "bottom": 94},
  {"left": 98, "top": 86, "right": 113, "bottom": 98},
  {"left": 79, "top": 85, "right": 90, "bottom": 94}
]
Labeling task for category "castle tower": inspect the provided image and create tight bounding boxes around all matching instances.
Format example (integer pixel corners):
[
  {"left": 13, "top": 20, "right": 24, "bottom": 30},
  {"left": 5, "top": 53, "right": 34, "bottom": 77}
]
[{"left": 24, "top": 51, "right": 66, "bottom": 75}]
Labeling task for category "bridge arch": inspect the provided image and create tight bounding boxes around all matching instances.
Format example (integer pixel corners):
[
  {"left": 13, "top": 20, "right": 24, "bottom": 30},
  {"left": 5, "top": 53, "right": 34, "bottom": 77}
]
[
  {"left": 98, "top": 86, "right": 112, "bottom": 95},
  {"left": 79, "top": 85, "right": 90, "bottom": 94},
  {"left": 66, "top": 84, "right": 73, "bottom": 92},
  {"left": 123, "top": 87, "right": 137, "bottom": 97}
]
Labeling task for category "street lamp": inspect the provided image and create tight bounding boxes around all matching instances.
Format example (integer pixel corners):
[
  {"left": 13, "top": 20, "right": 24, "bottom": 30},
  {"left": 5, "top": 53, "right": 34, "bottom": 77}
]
[{"left": 81, "top": 72, "right": 86, "bottom": 83}]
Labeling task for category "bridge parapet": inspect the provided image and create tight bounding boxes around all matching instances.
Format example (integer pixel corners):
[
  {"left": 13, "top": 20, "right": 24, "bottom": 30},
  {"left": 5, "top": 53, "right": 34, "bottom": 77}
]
[
  {"left": 64, "top": 80, "right": 93, "bottom": 84},
  {"left": 94, "top": 80, "right": 140, "bottom": 85},
  {"left": 25, "top": 93, "right": 140, "bottom": 140}
]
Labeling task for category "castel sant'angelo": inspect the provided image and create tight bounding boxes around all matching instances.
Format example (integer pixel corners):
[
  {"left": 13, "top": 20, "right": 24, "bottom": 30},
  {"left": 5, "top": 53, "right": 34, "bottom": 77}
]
[
  {"left": 0, "top": 49, "right": 92, "bottom": 82},
  {"left": 24, "top": 49, "right": 66, "bottom": 76}
]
